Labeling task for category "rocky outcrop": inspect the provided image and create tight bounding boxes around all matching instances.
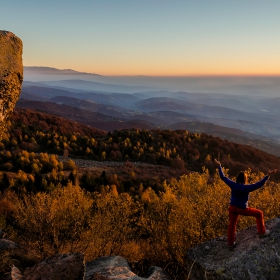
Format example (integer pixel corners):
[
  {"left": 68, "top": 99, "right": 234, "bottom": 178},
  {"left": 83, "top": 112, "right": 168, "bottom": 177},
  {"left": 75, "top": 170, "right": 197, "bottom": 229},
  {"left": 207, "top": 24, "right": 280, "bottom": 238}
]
[
  {"left": 0, "top": 30, "right": 23, "bottom": 140},
  {"left": 0, "top": 236, "right": 175, "bottom": 279},
  {"left": 0, "top": 238, "right": 19, "bottom": 251},
  {"left": 186, "top": 217, "right": 280, "bottom": 280},
  {"left": 85, "top": 256, "right": 171, "bottom": 280},
  {"left": 8, "top": 253, "right": 171, "bottom": 280},
  {"left": 23, "top": 253, "right": 85, "bottom": 280},
  {"left": 7, "top": 254, "right": 171, "bottom": 280}
]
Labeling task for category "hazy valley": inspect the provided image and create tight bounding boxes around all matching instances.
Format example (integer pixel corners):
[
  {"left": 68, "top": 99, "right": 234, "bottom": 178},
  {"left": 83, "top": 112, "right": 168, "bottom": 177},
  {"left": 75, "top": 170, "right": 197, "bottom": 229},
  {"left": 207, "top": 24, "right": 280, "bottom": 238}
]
[{"left": 19, "top": 66, "right": 280, "bottom": 156}]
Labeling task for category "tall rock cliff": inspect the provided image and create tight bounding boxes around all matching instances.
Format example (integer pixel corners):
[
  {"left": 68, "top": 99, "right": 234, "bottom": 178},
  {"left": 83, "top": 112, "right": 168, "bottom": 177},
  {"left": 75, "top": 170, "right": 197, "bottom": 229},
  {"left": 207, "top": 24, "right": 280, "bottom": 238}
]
[{"left": 0, "top": 30, "right": 23, "bottom": 140}]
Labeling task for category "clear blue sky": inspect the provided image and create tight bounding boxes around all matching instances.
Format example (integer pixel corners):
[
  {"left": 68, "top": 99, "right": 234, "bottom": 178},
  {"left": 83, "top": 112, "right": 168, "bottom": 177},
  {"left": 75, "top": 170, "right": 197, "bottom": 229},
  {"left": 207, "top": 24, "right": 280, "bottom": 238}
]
[{"left": 2, "top": 0, "right": 280, "bottom": 76}]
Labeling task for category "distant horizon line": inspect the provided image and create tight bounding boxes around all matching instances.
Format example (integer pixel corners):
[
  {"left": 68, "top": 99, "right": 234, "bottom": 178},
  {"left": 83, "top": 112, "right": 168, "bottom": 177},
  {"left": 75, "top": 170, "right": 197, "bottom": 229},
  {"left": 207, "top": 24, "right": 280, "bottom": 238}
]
[{"left": 23, "top": 65, "right": 280, "bottom": 78}]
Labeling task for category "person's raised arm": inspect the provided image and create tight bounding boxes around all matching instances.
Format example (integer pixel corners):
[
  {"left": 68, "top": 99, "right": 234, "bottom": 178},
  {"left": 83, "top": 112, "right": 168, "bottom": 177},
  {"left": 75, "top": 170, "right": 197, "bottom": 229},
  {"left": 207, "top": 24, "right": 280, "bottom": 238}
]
[
  {"left": 214, "top": 159, "right": 236, "bottom": 188},
  {"left": 242, "top": 169, "right": 277, "bottom": 192},
  {"left": 214, "top": 159, "right": 227, "bottom": 180}
]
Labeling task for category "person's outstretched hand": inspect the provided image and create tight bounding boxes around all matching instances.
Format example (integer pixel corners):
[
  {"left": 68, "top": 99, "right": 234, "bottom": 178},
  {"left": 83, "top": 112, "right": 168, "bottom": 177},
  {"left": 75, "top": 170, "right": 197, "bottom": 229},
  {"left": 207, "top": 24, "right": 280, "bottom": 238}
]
[
  {"left": 267, "top": 169, "right": 277, "bottom": 176},
  {"left": 214, "top": 159, "right": 221, "bottom": 166}
]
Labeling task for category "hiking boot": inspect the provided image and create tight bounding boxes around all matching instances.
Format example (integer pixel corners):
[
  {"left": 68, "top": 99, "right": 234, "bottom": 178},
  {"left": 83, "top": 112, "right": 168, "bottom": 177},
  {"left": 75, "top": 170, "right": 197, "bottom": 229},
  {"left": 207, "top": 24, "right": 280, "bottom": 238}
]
[
  {"left": 228, "top": 242, "right": 236, "bottom": 251},
  {"left": 259, "top": 230, "right": 270, "bottom": 238}
]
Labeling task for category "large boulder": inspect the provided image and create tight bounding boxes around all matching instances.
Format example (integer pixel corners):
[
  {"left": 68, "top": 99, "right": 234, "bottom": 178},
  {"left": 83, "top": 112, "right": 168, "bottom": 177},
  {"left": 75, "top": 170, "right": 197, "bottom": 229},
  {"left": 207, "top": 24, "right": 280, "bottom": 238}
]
[
  {"left": 186, "top": 217, "right": 280, "bottom": 280},
  {"left": 0, "top": 30, "right": 23, "bottom": 140},
  {"left": 85, "top": 256, "right": 171, "bottom": 280},
  {"left": 23, "top": 253, "right": 85, "bottom": 280}
]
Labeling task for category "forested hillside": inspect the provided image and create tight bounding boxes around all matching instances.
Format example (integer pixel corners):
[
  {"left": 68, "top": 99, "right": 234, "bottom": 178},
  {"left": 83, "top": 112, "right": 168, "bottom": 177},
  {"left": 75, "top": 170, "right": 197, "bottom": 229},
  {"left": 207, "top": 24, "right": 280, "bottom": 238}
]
[
  {"left": 4, "top": 108, "right": 280, "bottom": 179},
  {"left": 18, "top": 91, "right": 280, "bottom": 157}
]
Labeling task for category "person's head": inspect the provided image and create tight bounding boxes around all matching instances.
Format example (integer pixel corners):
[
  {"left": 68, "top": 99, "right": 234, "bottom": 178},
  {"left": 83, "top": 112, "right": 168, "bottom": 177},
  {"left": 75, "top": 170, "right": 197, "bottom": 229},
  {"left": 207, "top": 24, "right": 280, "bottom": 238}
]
[{"left": 236, "top": 171, "right": 247, "bottom": 184}]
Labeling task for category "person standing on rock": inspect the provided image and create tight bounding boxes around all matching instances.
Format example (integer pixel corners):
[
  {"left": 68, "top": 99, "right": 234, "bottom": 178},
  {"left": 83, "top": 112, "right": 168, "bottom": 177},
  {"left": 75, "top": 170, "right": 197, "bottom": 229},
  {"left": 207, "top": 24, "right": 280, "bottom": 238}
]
[{"left": 214, "top": 159, "right": 277, "bottom": 249}]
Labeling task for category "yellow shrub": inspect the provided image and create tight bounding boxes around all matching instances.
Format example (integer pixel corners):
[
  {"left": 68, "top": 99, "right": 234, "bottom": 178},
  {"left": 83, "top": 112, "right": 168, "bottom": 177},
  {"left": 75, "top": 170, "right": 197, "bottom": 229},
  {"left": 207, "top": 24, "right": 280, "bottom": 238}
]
[
  {"left": 86, "top": 188, "right": 137, "bottom": 260},
  {"left": 12, "top": 182, "right": 93, "bottom": 259},
  {"left": 8, "top": 167, "right": 280, "bottom": 278}
]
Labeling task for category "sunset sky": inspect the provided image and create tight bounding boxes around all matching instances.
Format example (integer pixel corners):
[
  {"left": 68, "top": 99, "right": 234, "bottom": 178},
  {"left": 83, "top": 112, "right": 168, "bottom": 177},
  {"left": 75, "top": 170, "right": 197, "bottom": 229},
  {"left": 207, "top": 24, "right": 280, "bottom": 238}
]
[{"left": 2, "top": 1, "right": 280, "bottom": 76}]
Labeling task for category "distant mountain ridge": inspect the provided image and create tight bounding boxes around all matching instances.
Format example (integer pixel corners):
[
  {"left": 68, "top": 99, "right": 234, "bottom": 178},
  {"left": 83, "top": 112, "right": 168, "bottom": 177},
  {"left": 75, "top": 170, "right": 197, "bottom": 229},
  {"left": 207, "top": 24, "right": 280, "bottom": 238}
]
[
  {"left": 16, "top": 98, "right": 280, "bottom": 156},
  {"left": 24, "top": 67, "right": 157, "bottom": 93},
  {"left": 20, "top": 84, "right": 280, "bottom": 139},
  {"left": 40, "top": 79, "right": 154, "bottom": 94},
  {"left": 24, "top": 66, "right": 101, "bottom": 76},
  {"left": 20, "top": 66, "right": 280, "bottom": 157},
  {"left": 24, "top": 66, "right": 280, "bottom": 96}
]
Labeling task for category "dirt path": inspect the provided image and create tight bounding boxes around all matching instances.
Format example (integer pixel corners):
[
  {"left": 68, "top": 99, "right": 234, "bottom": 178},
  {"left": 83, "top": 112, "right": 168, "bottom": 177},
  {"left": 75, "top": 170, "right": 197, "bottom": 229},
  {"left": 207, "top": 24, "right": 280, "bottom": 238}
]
[{"left": 58, "top": 156, "right": 155, "bottom": 169}]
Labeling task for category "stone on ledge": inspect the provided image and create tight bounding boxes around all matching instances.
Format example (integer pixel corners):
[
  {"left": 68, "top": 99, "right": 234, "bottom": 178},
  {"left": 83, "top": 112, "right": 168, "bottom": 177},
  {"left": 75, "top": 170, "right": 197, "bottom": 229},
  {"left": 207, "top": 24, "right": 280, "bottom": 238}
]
[
  {"left": 23, "top": 253, "right": 85, "bottom": 280},
  {"left": 85, "top": 256, "right": 171, "bottom": 280}
]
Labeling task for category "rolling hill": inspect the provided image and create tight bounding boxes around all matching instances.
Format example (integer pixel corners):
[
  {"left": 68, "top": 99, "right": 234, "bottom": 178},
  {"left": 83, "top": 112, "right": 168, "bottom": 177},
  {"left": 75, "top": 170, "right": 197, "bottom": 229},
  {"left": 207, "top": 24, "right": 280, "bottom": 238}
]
[
  {"left": 6, "top": 107, "right": 280, "bottom": 180},
  {"left": 16, "top": 97, "right": 280, "bottom": 156},
  {"left": 19, "top": 67, "right": 280, "bottom": 157}
]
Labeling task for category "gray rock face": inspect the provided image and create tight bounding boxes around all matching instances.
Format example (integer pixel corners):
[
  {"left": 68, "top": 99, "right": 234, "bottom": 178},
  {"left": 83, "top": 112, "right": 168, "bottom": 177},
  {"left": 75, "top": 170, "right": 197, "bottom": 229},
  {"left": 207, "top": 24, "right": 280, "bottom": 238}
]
[
  {"left": 186, "top": 217, "right": 280, "bottom": 280},
  {"left": 0, "top": 30, "right": 23, "bottom": 140},
  {"left": 85, "top": 256, "right": 171, "bottom": 280},
  {"left": 0, "top": 238, "right": 19, "bottom": 251},
  {"left": 23, "top": 253, "right": 85, "bottom": 280},
  {"left": 9, "top": 255, "right": 171, "bottom": 280}
]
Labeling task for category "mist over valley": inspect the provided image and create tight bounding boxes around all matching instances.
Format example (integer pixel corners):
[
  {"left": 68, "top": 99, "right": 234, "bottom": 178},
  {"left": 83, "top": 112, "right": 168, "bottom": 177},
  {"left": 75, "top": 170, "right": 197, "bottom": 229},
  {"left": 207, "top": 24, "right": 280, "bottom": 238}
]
[{"left": 20, "top": 66, "right": 280, "bottom": 156}]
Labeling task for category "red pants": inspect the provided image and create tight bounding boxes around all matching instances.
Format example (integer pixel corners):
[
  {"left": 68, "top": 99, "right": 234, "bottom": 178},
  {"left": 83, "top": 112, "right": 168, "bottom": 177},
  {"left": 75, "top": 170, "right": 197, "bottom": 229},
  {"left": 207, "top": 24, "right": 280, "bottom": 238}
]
[{"left": 228, "top": 205, "right": 266, "bottom": 245}]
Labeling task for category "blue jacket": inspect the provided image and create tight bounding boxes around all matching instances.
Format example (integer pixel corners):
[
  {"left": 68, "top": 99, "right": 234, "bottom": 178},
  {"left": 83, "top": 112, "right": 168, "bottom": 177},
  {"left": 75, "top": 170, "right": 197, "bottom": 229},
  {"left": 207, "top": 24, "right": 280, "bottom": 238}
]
[{"left": 218, "top": 165, "right": 268, "bottom": 209}]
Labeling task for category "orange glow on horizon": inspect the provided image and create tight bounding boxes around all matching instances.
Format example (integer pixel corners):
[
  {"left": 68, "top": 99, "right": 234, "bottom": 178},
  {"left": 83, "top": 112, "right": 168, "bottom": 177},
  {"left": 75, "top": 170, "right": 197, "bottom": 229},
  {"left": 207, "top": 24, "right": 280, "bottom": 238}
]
[
  {"left": 66, "top": 67, "right": 280, "bottom": 77},
  {"left": 74, "top": 65, "right": 280, "bottom": 77},
  {"left": 24, "top": 63, "right": 280, "bottom": 77}
]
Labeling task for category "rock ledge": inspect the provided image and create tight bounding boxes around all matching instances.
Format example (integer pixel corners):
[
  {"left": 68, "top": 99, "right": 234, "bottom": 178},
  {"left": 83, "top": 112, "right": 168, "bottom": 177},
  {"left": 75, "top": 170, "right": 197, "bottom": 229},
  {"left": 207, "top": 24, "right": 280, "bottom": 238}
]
[{"left": 186, "top": 217, "right": 280, "bottom": 280}]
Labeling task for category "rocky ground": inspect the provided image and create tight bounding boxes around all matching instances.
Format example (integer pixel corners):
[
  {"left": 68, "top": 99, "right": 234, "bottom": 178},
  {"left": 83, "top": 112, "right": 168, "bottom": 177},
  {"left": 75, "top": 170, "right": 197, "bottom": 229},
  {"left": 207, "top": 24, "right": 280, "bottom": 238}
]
[
  {"left": 0, "top": 242, "right": 172, "bottom": 280},
  {"left": 186, "top": 217, "right": 280, "bottom": 280},
  {"left": 58, "top": 156, "right": 157, "bottom": 169}
]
